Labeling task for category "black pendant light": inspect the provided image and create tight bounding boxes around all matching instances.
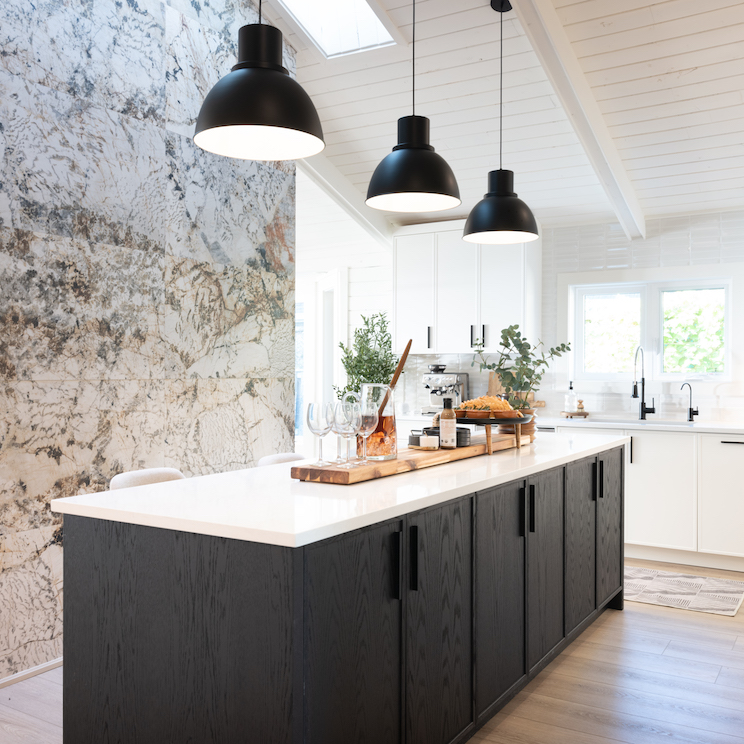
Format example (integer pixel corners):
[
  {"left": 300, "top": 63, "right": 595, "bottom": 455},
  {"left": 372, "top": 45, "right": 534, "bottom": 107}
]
[
  {"left": 194, "top": 0, "right": 324, "bottom": 161},
  {"left": 463, "top": 0, "right": 538, "bottom": 244},
  {"left": 366, "top": 0, "right": 460, "bottom": 213}
]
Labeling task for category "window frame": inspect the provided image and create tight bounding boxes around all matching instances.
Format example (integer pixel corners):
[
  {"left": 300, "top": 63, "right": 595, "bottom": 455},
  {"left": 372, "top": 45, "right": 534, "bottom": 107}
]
[{"left": 570, "top": 277, "right": 730, "bottom": 383}]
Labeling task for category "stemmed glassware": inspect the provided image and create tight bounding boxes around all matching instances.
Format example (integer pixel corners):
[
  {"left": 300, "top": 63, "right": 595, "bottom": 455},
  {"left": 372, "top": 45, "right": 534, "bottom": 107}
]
[
  {"left": 335, "top": 401, "right": 361, "bottom": 469},
  {"left": 330, "top": 403, "right": 346, "bottom": 465},
  {"left": 358, "top": 402, "right": 379, "bottom": 465},
  {"left": 306, "top": 402, "right": 333, "bottom": 466}
]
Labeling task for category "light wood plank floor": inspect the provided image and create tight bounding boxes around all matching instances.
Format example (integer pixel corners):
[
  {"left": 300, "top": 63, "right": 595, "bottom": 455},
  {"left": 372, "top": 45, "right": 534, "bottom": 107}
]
[{"left": 2, "top": 559, "right": 744, "bottom": 744}]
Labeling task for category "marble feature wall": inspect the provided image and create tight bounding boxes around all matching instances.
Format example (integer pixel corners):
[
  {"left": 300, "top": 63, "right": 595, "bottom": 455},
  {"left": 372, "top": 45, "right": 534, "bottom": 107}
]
[{"left": 0, "top": 0, "right": 295, "bottom": 678}]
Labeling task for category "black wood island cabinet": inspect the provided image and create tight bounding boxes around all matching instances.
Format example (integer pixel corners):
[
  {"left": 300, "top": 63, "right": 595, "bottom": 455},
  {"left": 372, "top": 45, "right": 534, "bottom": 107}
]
[{"left": 63, "top": 446, "right": 624, "bottom": 744}]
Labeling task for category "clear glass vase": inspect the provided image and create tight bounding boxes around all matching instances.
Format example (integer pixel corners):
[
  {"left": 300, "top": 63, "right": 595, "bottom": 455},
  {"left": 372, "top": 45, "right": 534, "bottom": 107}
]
[{"left": 352, "top": 383, "right": 397, "bottom": 461}]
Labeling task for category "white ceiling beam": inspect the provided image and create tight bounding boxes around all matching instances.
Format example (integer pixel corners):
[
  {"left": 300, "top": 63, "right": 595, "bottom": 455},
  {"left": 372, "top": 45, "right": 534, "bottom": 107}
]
[
  {"left": 512, "top": 0, "right": 646, "bottom": 239},
  {"left": 298, "top": 154, "right": 394, "bottom": 250}
]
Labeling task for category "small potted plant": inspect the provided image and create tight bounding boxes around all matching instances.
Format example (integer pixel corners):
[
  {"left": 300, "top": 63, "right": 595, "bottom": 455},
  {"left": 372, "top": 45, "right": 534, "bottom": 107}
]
[
  {"left": 335, "top": 313, "right": 399, "bottom": 400},
  {"left": 472, "top": 325, "right": 570, "bottom": 439}
]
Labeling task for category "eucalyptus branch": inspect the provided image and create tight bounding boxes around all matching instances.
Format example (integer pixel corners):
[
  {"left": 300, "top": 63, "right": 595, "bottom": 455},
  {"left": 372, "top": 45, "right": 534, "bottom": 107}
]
[{"left": 471, "top": 324, "right": 570, "bottom": 409}]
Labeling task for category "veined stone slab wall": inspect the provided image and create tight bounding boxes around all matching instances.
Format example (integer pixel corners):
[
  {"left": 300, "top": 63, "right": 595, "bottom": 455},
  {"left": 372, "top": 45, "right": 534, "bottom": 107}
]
[{"left": 0, "top": 0, "right": 295, "bottom": 677}]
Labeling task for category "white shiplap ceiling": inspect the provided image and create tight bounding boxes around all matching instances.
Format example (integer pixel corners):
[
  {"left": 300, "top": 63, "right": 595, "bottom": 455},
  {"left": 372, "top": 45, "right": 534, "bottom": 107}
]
[{"left": 266, "top": 0, "right": 744, "bottom": 234}]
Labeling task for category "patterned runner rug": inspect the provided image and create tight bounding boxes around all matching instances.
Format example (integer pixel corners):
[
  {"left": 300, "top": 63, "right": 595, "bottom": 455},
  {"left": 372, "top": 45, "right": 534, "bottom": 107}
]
[{"left": 625, "top": 567, "right": 744, "bottom": 616}]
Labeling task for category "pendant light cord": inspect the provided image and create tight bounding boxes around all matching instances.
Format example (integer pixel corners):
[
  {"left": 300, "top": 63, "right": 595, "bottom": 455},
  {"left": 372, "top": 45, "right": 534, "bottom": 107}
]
[
  {"left": 259, "top": 0, "right": 262, "bottom": 24},
  {"left": 499, "top": 4, "right": 503, "bottom": 170},
  {"left": 412, "top": 0, "right": 416, "bottom": 115}
]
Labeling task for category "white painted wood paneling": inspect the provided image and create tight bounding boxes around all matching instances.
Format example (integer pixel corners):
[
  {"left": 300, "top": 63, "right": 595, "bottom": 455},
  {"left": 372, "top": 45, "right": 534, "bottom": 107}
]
[
  {"left": 296, "top": 170, "right": 393, "bottom": 339},
  {"left": 557, "top": 0, "right": 744, "bottom": 218},
  {"left": 266, "top": 0, "right": 616, "bottom": 228},
  {"left": 270, "top": 0, "right": 743, "bottom": 233}
]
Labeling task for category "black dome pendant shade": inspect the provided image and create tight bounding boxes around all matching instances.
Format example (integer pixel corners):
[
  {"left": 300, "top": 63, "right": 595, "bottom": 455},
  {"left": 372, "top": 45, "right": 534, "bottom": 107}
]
[
  {"left": 366, "top": 0, "right": 460, "bottom": 213},
  {"left": 366, "top": 116, "right": 461, "bottom": 212},
  {"left": 194, "top": 23, "right": 324, "bottom": 161},
  {"left": 463, "top": 169, "right": 539, "bottom": 244},
  {"left": 463, "top": 1, "right": 538, "bottom": 244}
]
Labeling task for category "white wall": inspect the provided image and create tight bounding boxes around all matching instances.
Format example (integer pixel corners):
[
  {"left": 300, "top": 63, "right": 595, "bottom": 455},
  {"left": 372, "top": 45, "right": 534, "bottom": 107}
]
[
  {"left": 540, "top": 210, "right": 744, "bottom": 420},
  {"left": 295, "top": 169, "right": 393, "bottom": 342}
]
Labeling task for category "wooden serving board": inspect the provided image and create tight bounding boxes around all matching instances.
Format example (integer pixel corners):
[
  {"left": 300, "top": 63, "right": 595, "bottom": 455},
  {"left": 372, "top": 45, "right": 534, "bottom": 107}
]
[{"left": 291, "top": 432, "right": 531, "bottom": 485}]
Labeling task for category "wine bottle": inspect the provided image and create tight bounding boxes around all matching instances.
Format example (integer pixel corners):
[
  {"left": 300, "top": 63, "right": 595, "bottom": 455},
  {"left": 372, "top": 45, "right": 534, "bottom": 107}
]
[{"left": 440, "top": 398, "right": 457, "bottom": 449}]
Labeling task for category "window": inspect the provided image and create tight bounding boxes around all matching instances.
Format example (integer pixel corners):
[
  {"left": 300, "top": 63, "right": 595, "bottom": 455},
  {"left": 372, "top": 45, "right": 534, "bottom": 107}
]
[
  {"left": 276, "top": 0, "right": 394, "bottom": 58},
  {"left": 661, "top": 288, "right": 725, "bottom": 375},
  {"left": 572, "top": 279, "right": 728, "bottom": 381},
  {"left": 580, "top": 290, "right": 642, "bottom": 375}
]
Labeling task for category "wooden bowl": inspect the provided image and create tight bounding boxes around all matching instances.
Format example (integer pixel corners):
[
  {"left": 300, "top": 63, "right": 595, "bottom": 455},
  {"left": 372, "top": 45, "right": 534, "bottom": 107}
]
[
  {"left": 487, "top": 410, "right": 524, "bottom": 419},
  {"left": 456, "top": 409, "right": 491, "bottom": 418}
]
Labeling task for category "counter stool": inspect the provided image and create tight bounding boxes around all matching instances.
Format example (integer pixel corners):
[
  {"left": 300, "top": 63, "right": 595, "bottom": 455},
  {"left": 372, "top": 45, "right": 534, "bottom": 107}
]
[
  {"left": 257, "top": 453, "right": 304, "bottom": 467},
  {"left": 110, "top": 467, "right": 186, "bottom": 490}
]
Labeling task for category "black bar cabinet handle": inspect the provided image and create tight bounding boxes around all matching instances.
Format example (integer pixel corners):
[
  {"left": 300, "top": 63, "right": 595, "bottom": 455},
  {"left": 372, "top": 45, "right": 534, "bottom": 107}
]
[
  {"left": 427, "top": 326, "right": 432, "bottom": 349},
  {"left": 470, "top": 325, "right": 475, "bottom": 347},
  {"left": 599, "top": 460, "right": 604, "bottom": 499},
  {"left": 392, "top": 531, "right": 403, "bottom": 600},
  {"left": 482, "top": 325, "right": 485, "bottom": 345},
  {"left": 592, "top": 461, "right": 597, "bottom": 501},
  {"left": 519, "top": 486, "right": 526, "bottom": 536},
  {"left": 529, "top": 484, "right": 536, "bottom": 533},
  {"left": 721, "top": 441, "right": 744, "bottom": 444},
  {"left": 630, "top": 436, "right": 633, "bottom": 464},
  {"left": 409, "top": 525, "right": 419, "bottom": 591}
]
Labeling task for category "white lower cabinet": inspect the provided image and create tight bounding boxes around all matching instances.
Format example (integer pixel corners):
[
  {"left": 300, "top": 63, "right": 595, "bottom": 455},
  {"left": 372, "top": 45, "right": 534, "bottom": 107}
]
[
  {"left": 699, "top": 434, "right": 744, "bottom": 557},
  {"left": 625, "top": 431, "right": 697, "bottom": 551}
]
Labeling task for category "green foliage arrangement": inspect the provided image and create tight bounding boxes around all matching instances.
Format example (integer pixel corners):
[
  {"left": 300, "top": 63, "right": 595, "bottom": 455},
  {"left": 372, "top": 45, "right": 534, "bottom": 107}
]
[
  {"left": 336, "top": 313, "right": 399, "bottom": 400},
  {"left": 473, "top": 325, "right": 570, "bottom": 409}
]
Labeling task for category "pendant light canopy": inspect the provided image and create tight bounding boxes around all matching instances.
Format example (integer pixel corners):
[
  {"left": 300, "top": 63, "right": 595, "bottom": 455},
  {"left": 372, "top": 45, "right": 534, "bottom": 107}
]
[
  {"left": 366, "top": 0, "right": 460, "bottom": 213},
  {"left": 194, "top": 3, "right": 324, "bottom": 162},
  {"left": 463, "top": 1, "right": 538, "bottom": 244}
]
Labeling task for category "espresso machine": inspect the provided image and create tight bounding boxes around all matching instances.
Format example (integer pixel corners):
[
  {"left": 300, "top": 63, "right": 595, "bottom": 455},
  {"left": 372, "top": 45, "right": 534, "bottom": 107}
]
[{"left": 421, "top": 364, "right": 469, "bottom": 415}]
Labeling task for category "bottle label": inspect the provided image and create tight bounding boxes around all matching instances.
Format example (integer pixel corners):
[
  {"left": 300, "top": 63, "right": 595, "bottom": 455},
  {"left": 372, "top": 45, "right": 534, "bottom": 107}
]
[{"left": 441, "top": 419, "right": 457, "bottom": 448}]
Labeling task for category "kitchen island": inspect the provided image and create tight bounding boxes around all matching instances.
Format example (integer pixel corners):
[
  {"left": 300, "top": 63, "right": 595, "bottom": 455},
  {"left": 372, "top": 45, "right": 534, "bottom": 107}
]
[{"left": 52, "top": 432, "right": 628, "bottom": 744}]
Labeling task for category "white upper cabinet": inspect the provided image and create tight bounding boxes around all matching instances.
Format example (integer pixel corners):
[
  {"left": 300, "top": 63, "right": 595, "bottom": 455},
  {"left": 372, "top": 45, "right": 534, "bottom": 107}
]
[
  {"left": 394, "top": 233, "right": 435, "bottom": 354},
  {"left": 393, "top": 222, "right": 542, "bottom": 355},
  {"left": 479, "top": 245, "right": 523, "bottom": 351},
  {"left": 436, "top": 231, "right": 478, "bottom": 354}
]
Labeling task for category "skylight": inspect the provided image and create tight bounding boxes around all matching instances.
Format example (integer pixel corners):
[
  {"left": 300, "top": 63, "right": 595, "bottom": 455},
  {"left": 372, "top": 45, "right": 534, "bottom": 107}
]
[{"left": 277, "top": 0, "right": 395, "bottom": 58}]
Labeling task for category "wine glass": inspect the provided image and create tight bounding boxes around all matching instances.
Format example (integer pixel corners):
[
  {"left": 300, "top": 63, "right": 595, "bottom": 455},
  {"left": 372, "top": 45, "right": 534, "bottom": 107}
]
[
  {"left": 306, "top": 402, "right": 333, "bottom": 466},
  {"left": 337, "top": 402, "right": 361, "bottom": 469},
  {"left": 330, "top": 403, "right": 346, "bottom": 465},
  {"left": 359, "top": 402, "right": 379, "bottom": 465}
]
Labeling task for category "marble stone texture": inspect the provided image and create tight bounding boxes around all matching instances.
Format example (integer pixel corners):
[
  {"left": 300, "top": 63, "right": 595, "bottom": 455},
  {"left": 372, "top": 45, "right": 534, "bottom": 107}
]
[
  {"left": 164, "top": 377, "right": 294, "bottom": 475},
  {"left": 0, "top": 0, "right": 295, "bottom": 679},
  {"left": 0, "top": 228, "right": 164, "bottom": 381},
  {"left": 0, "top": 0, "right": 165, "bottom": 123},
  {"left": 165, "top": 132, "right": 294, "bottom": 265}
]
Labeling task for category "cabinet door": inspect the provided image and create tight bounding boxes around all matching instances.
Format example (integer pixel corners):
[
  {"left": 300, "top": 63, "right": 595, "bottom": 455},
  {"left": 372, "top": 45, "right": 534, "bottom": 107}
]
[
  {"left": 625, "top": 431, "right": 696, "bottom": 550},
  {"left": 699, "top": 435, "right": 744, "bottom": 557},
  {"left": 304, "top": 520, "right": 403, "bottom": 744},
  {"left": 597, "top": 447, "right": 624, "bottom": 605},
  {"left": 407, "top": 499, "right": 473, "bottom": 744},
  {"left": 479, "top": 244, "right": 523, "bottom": 351},
  {"left": 527, "top": 467, "right": 564, "bottom": 670},
  {"left": 394, "top": 233, "right": 435, "bottom": 353},
  {"left": 565, "top": 456, "right": 596, "bottom": 635},
  {"left": 435, "top": 231, "right": 478, "bottom": 352},
  {"left": 474, "top": 481, "right": 525, "bottom": 720}
]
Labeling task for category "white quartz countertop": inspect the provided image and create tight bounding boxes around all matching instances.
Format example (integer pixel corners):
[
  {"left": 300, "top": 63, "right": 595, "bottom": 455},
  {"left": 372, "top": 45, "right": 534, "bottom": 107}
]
[
  {"left": 538, "top": 416, "right": 744, "bottom": 435},
  {"left": 51, "top": 433, "right": 628, "bottom": 548}
]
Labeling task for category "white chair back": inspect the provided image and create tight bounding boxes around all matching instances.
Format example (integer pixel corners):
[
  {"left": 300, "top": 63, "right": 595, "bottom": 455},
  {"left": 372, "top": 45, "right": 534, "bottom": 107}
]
[
  {"left": 110, "top": 468, "right": 186, "bottom": 490},
  {"left": 257, "top": 453, "right": 304, "bottom": 467}
]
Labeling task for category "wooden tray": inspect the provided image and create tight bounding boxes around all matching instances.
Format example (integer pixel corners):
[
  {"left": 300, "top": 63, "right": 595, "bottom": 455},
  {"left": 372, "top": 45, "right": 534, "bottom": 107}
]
[{"left": 291, "top": 432, "right": 531, "bottom": 485}]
